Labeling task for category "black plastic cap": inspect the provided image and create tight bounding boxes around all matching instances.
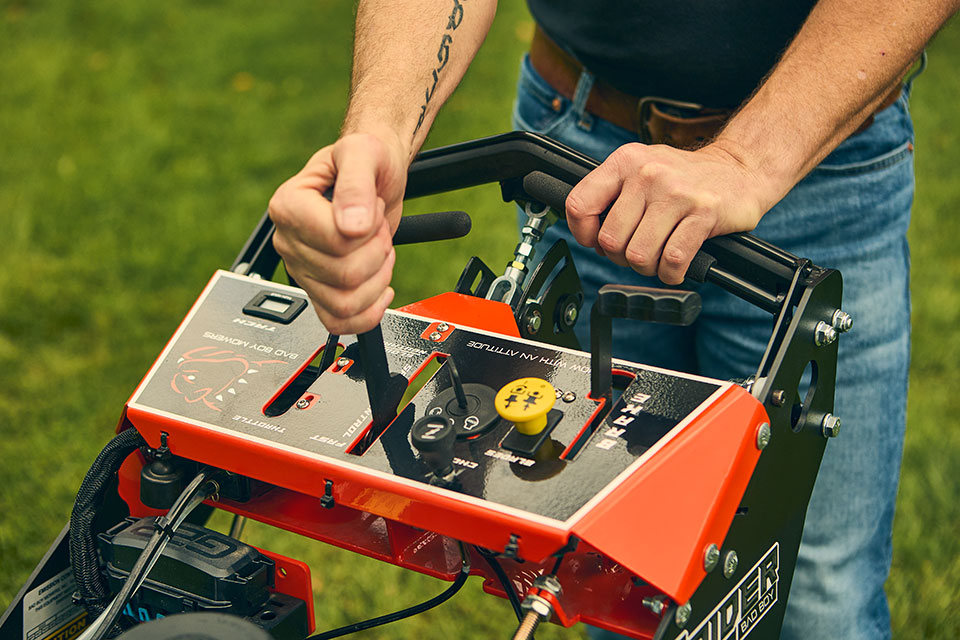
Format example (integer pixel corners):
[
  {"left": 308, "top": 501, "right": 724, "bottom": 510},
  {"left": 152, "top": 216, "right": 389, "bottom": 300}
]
[{"left": 140, "top": 455, "right": 187, "bottom": 510}]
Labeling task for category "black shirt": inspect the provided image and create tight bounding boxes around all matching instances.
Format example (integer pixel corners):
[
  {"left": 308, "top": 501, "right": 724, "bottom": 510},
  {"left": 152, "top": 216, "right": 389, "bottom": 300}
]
[{"left": 527, "top": 0, "right": 818, "bottom": 108}]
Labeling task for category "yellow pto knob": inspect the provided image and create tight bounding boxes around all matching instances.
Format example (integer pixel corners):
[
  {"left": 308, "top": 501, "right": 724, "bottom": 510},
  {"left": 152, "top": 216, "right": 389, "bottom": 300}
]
[{"left": 495, "top": 377, "right": 556, "bottom": 435}]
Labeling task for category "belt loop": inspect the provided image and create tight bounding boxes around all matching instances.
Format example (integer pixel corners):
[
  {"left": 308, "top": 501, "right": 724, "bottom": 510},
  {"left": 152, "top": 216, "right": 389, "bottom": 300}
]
[
  {"left": 903, "top": 50, "right": 927, "bottom": 95},
  {"left": 571, "top": 69, "right": 595, "bottom": 131}
]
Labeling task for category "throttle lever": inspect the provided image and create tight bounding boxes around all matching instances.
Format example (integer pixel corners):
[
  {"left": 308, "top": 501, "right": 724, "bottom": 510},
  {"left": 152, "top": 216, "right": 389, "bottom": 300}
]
[
  {"left": 590, "top": 284, "right": 701, "bottom": 404},
  {"left": 356, "top": 327, "right": 408, "bottom": 450}
]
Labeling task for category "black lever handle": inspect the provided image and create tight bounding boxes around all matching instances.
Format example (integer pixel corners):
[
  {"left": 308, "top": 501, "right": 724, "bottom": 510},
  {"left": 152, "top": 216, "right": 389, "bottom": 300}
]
[
  {"left": 595, "top": 284, "right": 702, "bottom": 325},
  {"left": 590, "top": 285, "right": 702, "bottom": 403},
  {"left": 356, "top": 327, "right": 408, "bottom": 450}
]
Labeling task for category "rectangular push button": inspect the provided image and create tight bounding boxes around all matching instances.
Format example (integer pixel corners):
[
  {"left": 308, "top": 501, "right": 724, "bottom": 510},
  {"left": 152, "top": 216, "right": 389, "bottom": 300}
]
[{"left": 243, "top": 291, "right": 307, "bottom": 324}]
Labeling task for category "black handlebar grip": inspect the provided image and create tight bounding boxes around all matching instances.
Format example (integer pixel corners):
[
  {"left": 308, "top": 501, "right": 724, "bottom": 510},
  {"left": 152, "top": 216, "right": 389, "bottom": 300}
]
[
  {"left": 321, "top": 187, "right": 471, "bottom": 246},
  {"left": 393, "top": 211, "right": 472, "bottom": 246},
  {"left": 596, "top": 284, "right": 702, "bottom": 326},
  {"left": 522, "top": 170, "right": 574, "bottom": 213}
]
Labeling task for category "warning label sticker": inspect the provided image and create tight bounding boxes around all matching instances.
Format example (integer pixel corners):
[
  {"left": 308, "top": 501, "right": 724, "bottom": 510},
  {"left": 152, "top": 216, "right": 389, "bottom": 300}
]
[{"left": 23, "top": 569, "right": 88, "bottom": 640}]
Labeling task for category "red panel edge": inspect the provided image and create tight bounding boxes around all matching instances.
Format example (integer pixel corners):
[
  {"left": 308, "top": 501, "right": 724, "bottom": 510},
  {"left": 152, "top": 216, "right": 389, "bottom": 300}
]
[
  {"left": 124, "top": 405, "right": 569, "bottom": 563},
  {"left": 571, "top": 386, "right": 768, "bottom": 603},
  {"left": 399, "top": 292, "right": 521, "bottom": 337}
]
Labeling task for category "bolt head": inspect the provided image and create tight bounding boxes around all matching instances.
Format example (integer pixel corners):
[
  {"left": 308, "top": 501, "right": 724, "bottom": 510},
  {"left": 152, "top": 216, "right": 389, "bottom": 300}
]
[
  {"left": 526, "top": 310, "right": 542, "bottom": 334},
  {"left": 814, "top": 321, "right": 838, "bottom": 346},
  {"left": 821, "top": 413, "right": 841, "bottom": 438},
  {"left": 723, "top": 550, "right": 739, "bottom": 578},
  {"left": 771, "top": 390, "right": 786, "bottom": 407},
  {"left": 437, "top": 322, "right": 450, "bottom": 332},
  {"left": 563, "top": 302, "right": 578, "bottom": 326},
  {"left": 704, "top": 544, "right": 720, "bottom": 572},
  {"left": 562, "top": 391, "right": 577, "bottom": 403},
  {"left": 429, "top": 331, "right": 443, "bottom": 341},
  {"left": 336, "top": 357, "right": 350, "bottom": 368},
  {"left": 295, "top": 398, "right": 310, "bottom": 410},
  {"left": 642, "top": 596, "right": 666, "bottom": 616},
  {"left": 533, "top": 574, "right": 562, "bottom": 596},
  {"left": 832, "top": 310, "right": 853, "bottom": 333},
  {"left": 675, "top": 603, "right": 692, "bottom": 628},
  {"left": 756, "top": 422, "right": 771, "bottom": 450}
]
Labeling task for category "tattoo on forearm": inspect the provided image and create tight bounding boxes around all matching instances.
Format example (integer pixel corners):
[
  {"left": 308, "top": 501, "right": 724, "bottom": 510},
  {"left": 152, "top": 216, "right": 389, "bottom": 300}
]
[{"left": 414, "top": 0, "right": 464, "bottom": 136}]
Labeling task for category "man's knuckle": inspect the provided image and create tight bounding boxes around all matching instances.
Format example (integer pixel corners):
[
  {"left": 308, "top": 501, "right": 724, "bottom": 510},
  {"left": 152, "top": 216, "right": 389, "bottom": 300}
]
[
  {"left": 614, "top": 143, "right": 642, "bottom": 165},
  {"left": 337, "top": 259, "right": 368, "bottom": 289},
  {"left": 565, "top": 193, "right": 583, "bottom": 217},
  {"left": 661, "top": 246, "right": 687, "bottom": 268},
  {"left": 268, "top": 194, "right": 291, "bottom": 228},
  {"left": 637, "top": 161, "right": 666, "bottom": 183},
  {"left": 271, "top": 231, "right": 291, "bottom": 258},
  {"left": 597, "top": 230, "right": 621, "bottom": 253},
  {"left": 624, "top": 246, "right": 649, "bottom": 267},
  {"left": 689, "top": 192, "right": 721, "bottom": 216}
]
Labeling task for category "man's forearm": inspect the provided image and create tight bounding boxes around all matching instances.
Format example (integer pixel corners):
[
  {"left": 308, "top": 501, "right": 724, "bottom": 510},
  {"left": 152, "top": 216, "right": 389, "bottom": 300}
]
[
  {"left": 715, "top": 0, "right": 959, "bottom": 207},
  {"left": 342, "top": 0, "right": 498, "bottom": 163}
]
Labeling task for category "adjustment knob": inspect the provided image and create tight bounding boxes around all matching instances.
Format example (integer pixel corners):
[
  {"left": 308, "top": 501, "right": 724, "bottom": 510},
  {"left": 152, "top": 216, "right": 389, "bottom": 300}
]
[
  {"left": 495, "top": 377, "right": 556, "bottom": 436},
  {"left": 411, "top": 415, "right": 457, "bottom": 478}
]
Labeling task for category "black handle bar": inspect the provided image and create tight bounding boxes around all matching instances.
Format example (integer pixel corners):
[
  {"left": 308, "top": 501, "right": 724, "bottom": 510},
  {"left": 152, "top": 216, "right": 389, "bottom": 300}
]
[
  {"left": 235, "top": 131, "right": 816, "bottom": 316},
  {"left": 407, "top": 131, "right": 810, "bottom": 315}
]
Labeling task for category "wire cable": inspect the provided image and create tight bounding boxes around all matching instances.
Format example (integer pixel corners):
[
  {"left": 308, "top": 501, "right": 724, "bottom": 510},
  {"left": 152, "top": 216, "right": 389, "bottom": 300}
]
[
  {"left": 306, "top": 544, "right": 471, "bottom": 640},
  {"left": 70, "top": 428, "right": 147, "bottom": 618},
  {"left": 77, "top": 468, "right": 221, "bottom": 640},
  {"left": 475, "top": 546, "right": 524, "bottom": 623}
]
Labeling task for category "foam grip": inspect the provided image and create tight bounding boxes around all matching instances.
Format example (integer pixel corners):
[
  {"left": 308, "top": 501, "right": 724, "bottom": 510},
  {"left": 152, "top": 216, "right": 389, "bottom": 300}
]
[
  {"left": 596, "top": 284, "right": 702, "bottom": 326},
  {"left": 522, "top": 170, "right": 574, "bottom": 212},
  {"left": 392, "top": 210, "right": 472, "bottom": 246},
  {"left": 686, "top": 251, "right": 717, "bottom": 283}
]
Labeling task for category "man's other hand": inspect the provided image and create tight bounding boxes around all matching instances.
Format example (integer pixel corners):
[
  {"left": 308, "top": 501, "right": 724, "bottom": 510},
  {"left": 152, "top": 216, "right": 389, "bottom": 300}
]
[
  {"left": 565, "top": 142, "right": 771, "bottom": 284},
  {"left": 269, "top": 132, "right": 408, "bottom": 334}
]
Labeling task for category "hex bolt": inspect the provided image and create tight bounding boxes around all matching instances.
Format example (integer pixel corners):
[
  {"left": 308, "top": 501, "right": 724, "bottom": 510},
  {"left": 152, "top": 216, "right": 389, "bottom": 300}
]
[
  {"left": 832, "top": 310, "right": 853, "bottom": 333},
  {"left": 563, "top": 391, "right": 577, "bottom": 403},
  {"left": 295, "top": 398, "right": 310, "bottom": 410},
  {"left": 555, "top": 388, "right": 564, "bottom": 399},
  {"left": 675, "top": 602, "right": 692, "bottom": 629},
  {"left": 563, "top": 302, "right": 579, "bottom": 327},
  {"left": 814, "top": 321, "right": 837, "bottom": 347},
  {"left": 723, "top": 550, "right": 739, "bottom": 578},
  {"left": 642, "top": 595, "right": 667, "bottom": 616},
  {"left": 429, "top": 331, "right": 443, "bottom": 341},
  {"left": 336, "top": 357, "right": 350, "bottom": 368},
  {"left": 436, "top": 322, "right": 450, "bottom": 333},
  {"left": 526, "top": 310, "right": 542, "bottom": 335},
  {"left": 756, "top": 422, "right": 771, "bottom": 450},
  {"left": 704, "top": 544, "right": 720, "bottom": 572},
  {"left": 533, "top": 574, "right": 562, "bottom": 596},
  {"left": 821, "top": 413, "right": 842, "bottom": 438},
  {"left": 514, "top": 576, "right": 562, "bottom": 640},
  {"left": 770, "top": 389, "right": 786, "bottom": 407}
]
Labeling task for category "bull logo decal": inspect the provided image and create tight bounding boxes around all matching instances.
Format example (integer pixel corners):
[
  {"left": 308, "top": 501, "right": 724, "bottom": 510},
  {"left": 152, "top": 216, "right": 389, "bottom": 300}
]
[{"left": 171, "top": 346, "right": 286, "bottom": 412}]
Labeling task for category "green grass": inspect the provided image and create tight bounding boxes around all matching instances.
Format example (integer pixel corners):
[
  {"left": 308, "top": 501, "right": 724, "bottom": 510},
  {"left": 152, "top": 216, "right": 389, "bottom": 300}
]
[{"left": 1, "top": 3, "right": 958, "bottom": 639}]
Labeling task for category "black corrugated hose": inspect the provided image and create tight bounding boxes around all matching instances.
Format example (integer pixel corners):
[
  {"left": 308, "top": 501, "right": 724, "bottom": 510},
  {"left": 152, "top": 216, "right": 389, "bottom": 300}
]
[{"left": 69, "top": 428, "right": 146, "bottom": 619}]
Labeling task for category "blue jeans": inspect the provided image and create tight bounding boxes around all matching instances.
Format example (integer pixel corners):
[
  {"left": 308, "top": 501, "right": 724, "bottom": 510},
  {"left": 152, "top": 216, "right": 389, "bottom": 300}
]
[{"left": 512, "top": 54, "right": 913, "bottom": 640}]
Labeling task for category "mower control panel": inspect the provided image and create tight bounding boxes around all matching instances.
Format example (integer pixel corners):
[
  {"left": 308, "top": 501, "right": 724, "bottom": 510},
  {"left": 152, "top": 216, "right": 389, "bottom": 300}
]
[{"left": 128, "top": 271, "right": 732, "bottom": 524}]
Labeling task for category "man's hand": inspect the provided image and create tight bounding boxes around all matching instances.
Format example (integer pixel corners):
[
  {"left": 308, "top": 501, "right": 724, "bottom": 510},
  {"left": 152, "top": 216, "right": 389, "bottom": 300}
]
[
  {"left": 565, "top": 142, "right": 773, "bottom": 285},
  {"left": 268, "top": 132, "right": 408, "bottom": 334}
]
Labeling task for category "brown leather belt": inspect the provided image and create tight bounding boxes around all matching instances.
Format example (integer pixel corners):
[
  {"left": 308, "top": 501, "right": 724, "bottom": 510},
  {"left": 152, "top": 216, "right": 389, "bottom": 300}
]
[{"left": 529, "top": 25, "right": 902, "bottom": 150}]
